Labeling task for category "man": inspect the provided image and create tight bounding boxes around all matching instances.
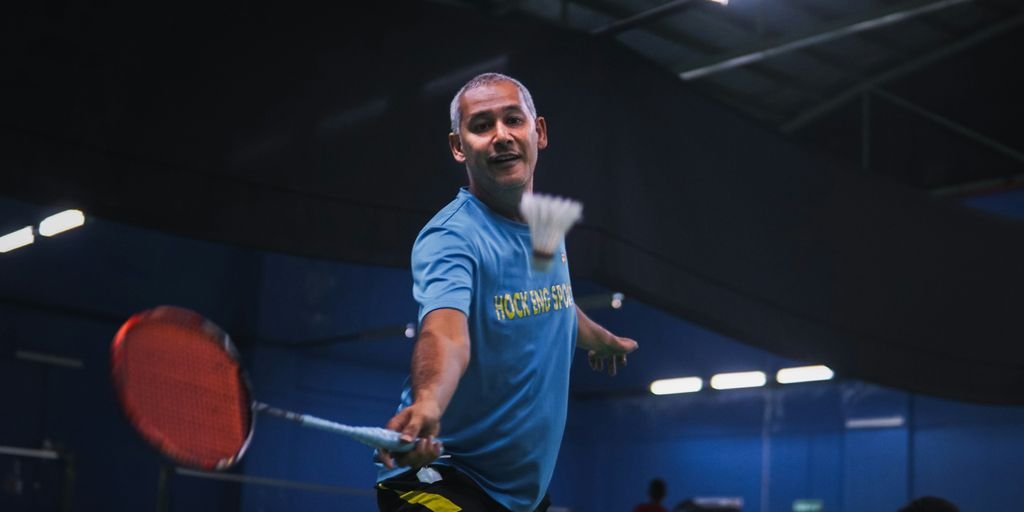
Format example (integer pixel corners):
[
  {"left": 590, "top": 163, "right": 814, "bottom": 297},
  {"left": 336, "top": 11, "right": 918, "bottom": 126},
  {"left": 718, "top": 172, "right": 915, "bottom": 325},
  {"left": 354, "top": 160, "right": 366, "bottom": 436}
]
[{"left": 376, "top": 73, "right": 637, "bottom": 512}]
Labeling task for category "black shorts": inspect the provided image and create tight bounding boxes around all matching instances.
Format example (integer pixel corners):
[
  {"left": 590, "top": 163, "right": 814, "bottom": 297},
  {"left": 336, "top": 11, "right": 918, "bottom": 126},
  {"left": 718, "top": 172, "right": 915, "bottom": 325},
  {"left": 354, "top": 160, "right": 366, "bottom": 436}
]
[{"left": 376, "top": 465, "right": 550, "bottom": 512}]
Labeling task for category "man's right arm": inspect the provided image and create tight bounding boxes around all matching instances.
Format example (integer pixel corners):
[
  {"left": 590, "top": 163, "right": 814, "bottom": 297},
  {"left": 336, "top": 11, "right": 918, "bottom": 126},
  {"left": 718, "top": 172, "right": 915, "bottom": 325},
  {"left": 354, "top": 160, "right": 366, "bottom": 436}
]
[{"left": 379, "top": 307, "right": 470, "bottom": 469}]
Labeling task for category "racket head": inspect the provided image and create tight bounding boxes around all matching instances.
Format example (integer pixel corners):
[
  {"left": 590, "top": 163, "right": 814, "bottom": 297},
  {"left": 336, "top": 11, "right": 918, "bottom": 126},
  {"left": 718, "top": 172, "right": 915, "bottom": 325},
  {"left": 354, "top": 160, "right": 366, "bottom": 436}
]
[{"left": 110, "top": 306, "right": 255, "bottom": 470}]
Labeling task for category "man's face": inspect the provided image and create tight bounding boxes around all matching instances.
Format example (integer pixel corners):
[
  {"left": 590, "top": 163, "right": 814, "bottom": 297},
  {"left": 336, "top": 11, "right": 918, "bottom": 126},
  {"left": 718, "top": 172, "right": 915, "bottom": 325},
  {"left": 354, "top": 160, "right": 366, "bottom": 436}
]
[{"left": 449, "top": 81, "right": 548, "bottom": 197}]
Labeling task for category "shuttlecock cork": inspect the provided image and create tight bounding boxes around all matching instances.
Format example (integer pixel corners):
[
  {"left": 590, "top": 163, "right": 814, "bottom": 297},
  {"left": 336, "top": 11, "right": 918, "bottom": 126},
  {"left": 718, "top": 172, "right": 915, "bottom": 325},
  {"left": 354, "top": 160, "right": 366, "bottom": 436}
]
[{"left": 519, "top": 192, "right": 583, "bottom": 272}]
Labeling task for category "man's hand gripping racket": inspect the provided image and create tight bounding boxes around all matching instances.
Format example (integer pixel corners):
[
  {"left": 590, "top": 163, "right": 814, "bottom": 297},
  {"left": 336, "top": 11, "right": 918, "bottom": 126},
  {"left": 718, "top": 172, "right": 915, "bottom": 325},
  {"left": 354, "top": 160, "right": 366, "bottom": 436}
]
[
  {"left": 110, "top": 305, "right": 432, "bottom": 471},
  {"left": 378, "top": 400, "right": 444, "bottom": 470}
]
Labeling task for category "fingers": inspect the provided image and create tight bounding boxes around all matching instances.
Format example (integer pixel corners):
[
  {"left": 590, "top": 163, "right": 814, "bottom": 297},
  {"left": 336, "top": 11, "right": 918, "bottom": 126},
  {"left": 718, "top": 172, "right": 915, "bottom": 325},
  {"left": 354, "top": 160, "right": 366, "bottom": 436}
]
[
  {"left": 387, "top": 408, "right": 424, "bottom": 445},
  {"left": 590, "top": 350, "right": 623, "bottom": 375},
  {"left": 606, "top": 354, "right": 632, "bottom": 376},
  {"left": 382, "top": 438, "right": 443, "bottom": 470},
  {"left": 383, "top": 408, "right": 421, "bottom": 467},
  {"left": 382, "top": 401, "right": 445, "bottom": 470},
  {"left": 393, "top": 437, "right": 444, "bottom": 469},
  {"left": 588, "top": 353, "right": 631, "bottom": 376},
  {"left": 589, "top": 345, "right": 640, "bottom": 376},
  {"left": 400, "top": 419, "right": 423, "bottom": 444},
  {"left": 620, "top": 337, "right": 639, "bottom": 353},
  {"left": 378, "top": 449, "right": 395, "bottom": 470},
  {"left": 385, "top": 408, "right": 409, "bottom": 434}
]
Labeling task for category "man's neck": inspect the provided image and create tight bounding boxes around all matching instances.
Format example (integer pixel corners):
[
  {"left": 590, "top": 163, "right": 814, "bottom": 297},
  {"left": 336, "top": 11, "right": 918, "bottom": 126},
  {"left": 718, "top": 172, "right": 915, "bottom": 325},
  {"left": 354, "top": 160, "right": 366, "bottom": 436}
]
[{"left": 469, "top": 184, "right": 529, "bottom": 222}]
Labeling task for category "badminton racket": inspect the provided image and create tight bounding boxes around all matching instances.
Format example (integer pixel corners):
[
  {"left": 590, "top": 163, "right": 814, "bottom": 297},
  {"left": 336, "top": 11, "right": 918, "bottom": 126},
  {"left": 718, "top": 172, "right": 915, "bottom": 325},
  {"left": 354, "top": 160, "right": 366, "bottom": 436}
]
[{"left": 110, "top": 305, "right": 418, "bottom": 470}]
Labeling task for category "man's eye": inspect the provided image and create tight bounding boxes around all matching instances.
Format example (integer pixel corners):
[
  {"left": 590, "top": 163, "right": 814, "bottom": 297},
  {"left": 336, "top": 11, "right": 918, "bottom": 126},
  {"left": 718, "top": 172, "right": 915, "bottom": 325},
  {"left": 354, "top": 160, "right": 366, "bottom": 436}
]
[
  {"left": 471, "top": 122, "right": 491, "bottom": 132},
  {"left": 506, "top": 117, "right": 523, "bottom": 125}
]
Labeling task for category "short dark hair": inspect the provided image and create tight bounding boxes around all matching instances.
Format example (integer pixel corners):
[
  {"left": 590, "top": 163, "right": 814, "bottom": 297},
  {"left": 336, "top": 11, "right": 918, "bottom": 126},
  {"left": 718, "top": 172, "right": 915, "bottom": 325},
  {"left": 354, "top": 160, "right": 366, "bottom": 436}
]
[
  {"left": 648, "top": 478, "right": 666, "bottom": 500},
  {"left": 899, "top": 496, "right": 959, "bottom": 512},
  {"left": 449, "top": 73, "right": 537, "bottom": 134}
]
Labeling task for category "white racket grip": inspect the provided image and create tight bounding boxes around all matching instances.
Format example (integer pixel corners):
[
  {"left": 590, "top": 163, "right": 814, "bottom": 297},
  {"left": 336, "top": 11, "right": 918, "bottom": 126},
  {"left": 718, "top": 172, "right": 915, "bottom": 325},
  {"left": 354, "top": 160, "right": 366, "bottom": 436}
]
[{"left": 298, "top": 415, "right": 417, "bottom": 452}]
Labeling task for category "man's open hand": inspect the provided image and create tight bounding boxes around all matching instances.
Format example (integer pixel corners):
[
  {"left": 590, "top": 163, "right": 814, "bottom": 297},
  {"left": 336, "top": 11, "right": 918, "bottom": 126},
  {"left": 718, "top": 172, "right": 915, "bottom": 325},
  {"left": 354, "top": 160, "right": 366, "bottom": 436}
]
[{"left": 587, "top": 336, "right": 638, "bottom": 377}]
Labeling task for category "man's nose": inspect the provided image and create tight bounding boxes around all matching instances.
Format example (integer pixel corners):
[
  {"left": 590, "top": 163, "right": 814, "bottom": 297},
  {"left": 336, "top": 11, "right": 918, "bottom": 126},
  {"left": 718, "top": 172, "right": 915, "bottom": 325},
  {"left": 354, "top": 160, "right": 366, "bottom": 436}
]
[{"left": 493, "top": 122, "right": 513, "bottom": 146}]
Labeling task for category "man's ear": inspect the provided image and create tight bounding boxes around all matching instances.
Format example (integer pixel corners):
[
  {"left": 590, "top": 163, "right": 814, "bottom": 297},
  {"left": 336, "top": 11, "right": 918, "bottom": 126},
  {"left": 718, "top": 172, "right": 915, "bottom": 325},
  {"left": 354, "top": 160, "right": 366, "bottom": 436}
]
[
  {"left": 449, "top": 132, "right": 466, "bottom": 163},
  {"left": 535, "top": 116, "right": 548, "bottom": 150}
]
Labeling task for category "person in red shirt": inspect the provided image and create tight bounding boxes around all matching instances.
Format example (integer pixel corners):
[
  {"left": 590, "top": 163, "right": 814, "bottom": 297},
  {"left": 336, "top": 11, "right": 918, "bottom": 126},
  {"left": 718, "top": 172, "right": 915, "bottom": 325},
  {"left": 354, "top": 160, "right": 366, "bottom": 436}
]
[
  {"left": 633, "top": 478, "right": 668, "bottom": 512},
  {"left": 899, "top": 496, "right": 959, "bottom": 512}
]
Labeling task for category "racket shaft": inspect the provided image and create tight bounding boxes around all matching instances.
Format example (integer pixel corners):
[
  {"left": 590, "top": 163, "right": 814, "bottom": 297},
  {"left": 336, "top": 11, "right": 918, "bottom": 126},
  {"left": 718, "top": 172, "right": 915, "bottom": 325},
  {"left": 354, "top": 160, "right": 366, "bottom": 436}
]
[{"left": 253, "top": 402, "right": 417, "bottom": 452}]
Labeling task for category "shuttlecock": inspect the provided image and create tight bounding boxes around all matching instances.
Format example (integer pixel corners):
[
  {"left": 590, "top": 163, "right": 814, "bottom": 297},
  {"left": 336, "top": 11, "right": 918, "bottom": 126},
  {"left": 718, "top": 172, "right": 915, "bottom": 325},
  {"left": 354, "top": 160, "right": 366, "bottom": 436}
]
[{"left": 519, "top": 192, "right": 583, "bottom": 272}]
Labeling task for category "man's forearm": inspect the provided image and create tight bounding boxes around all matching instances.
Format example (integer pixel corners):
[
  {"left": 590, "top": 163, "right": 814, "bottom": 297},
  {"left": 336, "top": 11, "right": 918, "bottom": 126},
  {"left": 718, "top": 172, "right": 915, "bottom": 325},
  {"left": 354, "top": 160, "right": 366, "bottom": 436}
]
[
  {"left": 411, "top": 322, "right": 470, "bottom": 412},
  {"left": 575, "top": 307, "right": 615, "bottom": 351}
]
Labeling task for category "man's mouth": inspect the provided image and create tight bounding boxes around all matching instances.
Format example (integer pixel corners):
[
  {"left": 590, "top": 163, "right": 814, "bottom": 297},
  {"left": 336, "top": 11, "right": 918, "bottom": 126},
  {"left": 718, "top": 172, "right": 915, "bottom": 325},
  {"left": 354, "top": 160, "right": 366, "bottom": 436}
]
[{"left": 489, "top": 153, "right": 521, "bottom": 165}]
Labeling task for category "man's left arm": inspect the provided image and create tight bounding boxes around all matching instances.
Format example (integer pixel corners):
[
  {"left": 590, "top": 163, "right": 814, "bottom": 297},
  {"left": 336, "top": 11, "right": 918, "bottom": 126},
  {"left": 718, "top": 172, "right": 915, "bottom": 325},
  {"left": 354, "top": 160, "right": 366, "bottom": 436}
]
[{"left": 576, "top": 307, "right": 638, "bottom": 376}]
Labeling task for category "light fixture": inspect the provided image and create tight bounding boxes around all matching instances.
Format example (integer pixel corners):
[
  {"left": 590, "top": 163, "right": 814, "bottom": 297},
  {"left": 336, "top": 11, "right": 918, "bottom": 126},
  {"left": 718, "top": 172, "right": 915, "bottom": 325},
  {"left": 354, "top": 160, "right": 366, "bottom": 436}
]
[
  {"left": 15, "top": 349, "right": 84, "bottom": 369},
  {"left": 404, "top": 323, "right": 416, "bottom": 339},
  {"left": 845, "top": 416, "right": 905, "bottom": 429},
  {"left": 38, "top": 209, "right": 85, "bottom": 237},
  {"left": 610, "top": 292, "right": 624, "bottom": 309},
  {"left": 710, "top": 371, "right": 766, "bottom": 390},
  {"left": 708, "top": 0, "right": 729, "bottom": 5},
  {"left": 0, "top": 226, "right": 35, "bottom": 253},
  {"left": 650, "top": 377, "right": 703, "bottom": 395},
  {"left": 776, "top": 365, "right": 834, "bottom": 384}
]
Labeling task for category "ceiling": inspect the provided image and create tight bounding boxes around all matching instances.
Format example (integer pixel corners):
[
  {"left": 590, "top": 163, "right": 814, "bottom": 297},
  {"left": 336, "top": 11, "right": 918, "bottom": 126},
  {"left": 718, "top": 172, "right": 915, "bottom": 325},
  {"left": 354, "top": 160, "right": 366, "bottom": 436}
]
[
  {"left": 4, "top": 1, "right": 1024, "bottom": 404},
  {"left": 485, "top": 0, "right": 1024, "bottom": 193}
]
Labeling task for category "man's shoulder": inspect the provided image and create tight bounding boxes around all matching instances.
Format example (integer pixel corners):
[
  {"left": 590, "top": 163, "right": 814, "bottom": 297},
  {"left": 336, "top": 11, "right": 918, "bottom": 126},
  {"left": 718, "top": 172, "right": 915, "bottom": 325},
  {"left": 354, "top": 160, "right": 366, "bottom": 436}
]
[
  {"left": 412, "top": 193, "right": 480, "bottom": 255},
  {"left": 421, "top": 190, "right": 488, "bottom": 235},
  {"left": 426, "top": 193, "right": 474, "bottom": 228}
]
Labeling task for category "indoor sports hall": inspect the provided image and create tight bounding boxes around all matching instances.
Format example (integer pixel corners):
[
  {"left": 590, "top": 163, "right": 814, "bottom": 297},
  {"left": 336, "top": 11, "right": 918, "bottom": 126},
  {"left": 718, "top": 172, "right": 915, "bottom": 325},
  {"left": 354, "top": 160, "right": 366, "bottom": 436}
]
[{"left": 3, "top": 1, "right": 1023, "bottom": 511}]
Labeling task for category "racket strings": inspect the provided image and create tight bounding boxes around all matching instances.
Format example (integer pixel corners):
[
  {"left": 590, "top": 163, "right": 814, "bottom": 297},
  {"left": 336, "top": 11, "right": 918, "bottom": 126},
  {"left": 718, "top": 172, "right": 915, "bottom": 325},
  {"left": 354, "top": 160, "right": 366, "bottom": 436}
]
[{"left": 118, "top": 321, "right": 250, "bottom": 468}]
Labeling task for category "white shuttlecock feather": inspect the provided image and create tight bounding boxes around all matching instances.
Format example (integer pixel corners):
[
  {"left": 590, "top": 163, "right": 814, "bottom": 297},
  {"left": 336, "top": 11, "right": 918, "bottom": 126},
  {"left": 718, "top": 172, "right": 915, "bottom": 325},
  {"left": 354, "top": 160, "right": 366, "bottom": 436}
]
[{"left": 519, "top": 192, "right": 583, "bottom": 272}]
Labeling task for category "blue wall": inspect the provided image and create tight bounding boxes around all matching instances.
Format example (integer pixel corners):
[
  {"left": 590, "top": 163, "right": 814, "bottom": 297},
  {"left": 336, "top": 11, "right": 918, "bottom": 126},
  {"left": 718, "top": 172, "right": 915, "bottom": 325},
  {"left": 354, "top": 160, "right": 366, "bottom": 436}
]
[
  {"left": 228, "top": 248, "right": 1024, "bottom": 512},
  {"left": 0, "top": 197, "right": 263, "bottom": 510},
  {"left": 3, "top": 193, "right": 1024, "bottom": 511},
  {"left": 238, "top": 254, "right": 417, "bottom": 511},
  {"left": 964, "top": 188, "right": 1024, "bottom": 221},
  {"left": 555, "top": 382, "right": 1024, "bottom": 512}
]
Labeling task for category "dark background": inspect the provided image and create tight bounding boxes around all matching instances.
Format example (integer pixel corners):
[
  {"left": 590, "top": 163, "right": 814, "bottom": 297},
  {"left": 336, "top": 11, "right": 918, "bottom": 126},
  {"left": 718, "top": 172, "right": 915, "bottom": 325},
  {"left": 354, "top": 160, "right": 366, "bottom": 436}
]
[{"left": 2, "top": 1, "right": 1023, "bottom": 510}]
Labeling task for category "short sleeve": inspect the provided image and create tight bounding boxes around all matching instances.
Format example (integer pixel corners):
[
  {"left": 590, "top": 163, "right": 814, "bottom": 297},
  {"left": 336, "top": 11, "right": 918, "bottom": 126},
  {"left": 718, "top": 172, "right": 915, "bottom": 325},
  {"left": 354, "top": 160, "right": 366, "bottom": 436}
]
[{"left": 411, "top": 225, "right": 475, "bottom": 323}]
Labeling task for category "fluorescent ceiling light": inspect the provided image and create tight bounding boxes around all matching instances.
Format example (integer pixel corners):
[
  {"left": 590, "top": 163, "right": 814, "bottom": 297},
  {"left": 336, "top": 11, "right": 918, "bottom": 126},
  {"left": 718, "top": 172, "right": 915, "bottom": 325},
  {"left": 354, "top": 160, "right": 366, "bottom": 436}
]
[
  {"left": 38, "top": 209, "right": 85, "bottom": 237},
  {"left": 776, "top": 365, "right": 834, "bottom": 384},
  {"left": 650, "top": 377, "right": 703, "bottom": 395},
  {"left": 15, "top": 350, "right": 84, "bottom": 369},
  {"left": 710, "top": 371, "right": 766, "bottom": 390},
  {"left": 0, "top": 226, "right": 34, "bottom": 253},
  {"left": 708, "top": 0, "right": 729, "bottom": 5},
  {"left": 845, "top": 416, "right": 905, "bottom": 429}
]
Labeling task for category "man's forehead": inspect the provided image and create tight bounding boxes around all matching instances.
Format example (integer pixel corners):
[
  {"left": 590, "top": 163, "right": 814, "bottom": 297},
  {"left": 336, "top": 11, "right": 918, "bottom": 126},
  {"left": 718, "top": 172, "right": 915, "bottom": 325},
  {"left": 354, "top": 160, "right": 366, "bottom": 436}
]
[{"left": 460, "top": 81, "right": 526, "bottom": 117}]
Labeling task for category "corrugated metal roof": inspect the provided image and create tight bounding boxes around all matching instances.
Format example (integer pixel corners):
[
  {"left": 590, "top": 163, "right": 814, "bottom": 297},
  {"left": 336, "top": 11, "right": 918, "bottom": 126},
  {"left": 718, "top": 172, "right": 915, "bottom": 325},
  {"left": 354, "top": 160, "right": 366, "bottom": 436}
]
[{"left": 507, "top": 0, "right": 1023, "bottom": 192}]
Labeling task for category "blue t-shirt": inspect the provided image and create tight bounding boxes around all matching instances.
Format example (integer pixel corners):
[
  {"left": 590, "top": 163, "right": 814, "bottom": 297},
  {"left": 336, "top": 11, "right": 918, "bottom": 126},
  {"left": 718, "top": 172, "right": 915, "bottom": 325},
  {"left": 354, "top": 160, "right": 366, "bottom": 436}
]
[{"left": 380, "top": 187, "right": 577, "bottom": 512}]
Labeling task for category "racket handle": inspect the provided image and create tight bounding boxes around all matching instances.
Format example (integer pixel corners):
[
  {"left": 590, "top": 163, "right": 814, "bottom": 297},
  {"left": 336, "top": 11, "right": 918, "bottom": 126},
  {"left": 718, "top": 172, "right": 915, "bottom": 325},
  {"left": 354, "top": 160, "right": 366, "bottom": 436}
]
[{"left": 253, "top": 402, "right": 418, "bottom": 453}]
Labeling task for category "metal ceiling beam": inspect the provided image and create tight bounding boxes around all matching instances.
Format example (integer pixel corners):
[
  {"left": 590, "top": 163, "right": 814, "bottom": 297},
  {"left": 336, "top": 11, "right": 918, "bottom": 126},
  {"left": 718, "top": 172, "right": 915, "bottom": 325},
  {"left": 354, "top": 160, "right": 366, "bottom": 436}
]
[
  {"left": 873, "top": 89, "right": 1024, "bottom": 166},
  {"left": 678, "top": 0, "right": 973, "bottom": 81},
  {"left": 783, "top": 0, "right": 917, "bottom": 60},
  {"left": 572, "top": 0, "right": 823, "bottom": 98},
  {"left": 571, "top": 0, "right": 713, "bottom": 51},
  {"left": 590, "top": 0, "right": 699, "bottom": 36},
  {"left": 781, "top": 13, "right": 1024, "bottom": 133},
  {"left": 687, "top": 1, "right": 855, "bottom": 73}
]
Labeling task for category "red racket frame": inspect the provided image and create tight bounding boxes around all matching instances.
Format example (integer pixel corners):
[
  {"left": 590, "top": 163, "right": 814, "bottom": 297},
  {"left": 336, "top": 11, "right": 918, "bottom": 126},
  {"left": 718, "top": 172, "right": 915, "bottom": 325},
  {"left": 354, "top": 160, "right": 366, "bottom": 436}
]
[{"left": 110, "top": 306, "right": 256, "bottom": 470}]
